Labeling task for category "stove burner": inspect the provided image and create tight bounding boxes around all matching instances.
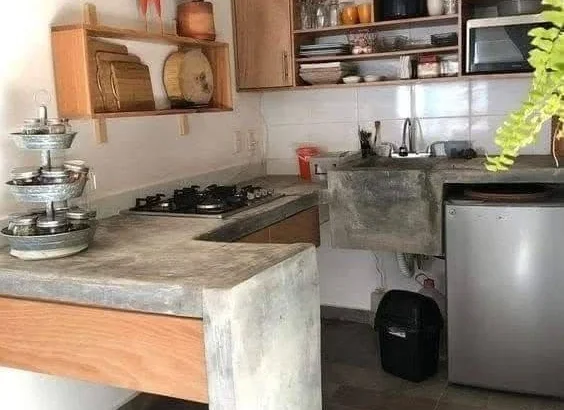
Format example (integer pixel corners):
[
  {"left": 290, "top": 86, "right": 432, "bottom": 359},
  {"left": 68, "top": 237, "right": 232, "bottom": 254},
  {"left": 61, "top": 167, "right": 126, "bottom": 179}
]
[{"left": 130, "top": 184, "right": 283, "bottom": 218}]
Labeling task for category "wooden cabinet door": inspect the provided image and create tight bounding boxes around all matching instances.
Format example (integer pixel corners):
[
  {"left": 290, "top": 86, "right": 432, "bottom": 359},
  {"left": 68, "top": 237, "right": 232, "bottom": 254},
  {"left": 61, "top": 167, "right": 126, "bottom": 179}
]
[
  {"left": 238, "top": 227, "right": 270, "bottom": 243},
  {"left": 232, "top": 0, "right": 293, "bottom": 90},
  {"left": 270, "top": 207, "right": 320, "bottom": 247}
]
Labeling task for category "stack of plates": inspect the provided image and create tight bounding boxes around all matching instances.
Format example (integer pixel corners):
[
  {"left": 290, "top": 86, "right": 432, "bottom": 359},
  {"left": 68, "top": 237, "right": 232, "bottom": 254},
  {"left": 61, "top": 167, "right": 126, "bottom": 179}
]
[
  {"left": 299, "top": 43, "right": 351, "bottom": 58},
  {"left": 299, "top": 62, "right": 356, "bottom": 85}
]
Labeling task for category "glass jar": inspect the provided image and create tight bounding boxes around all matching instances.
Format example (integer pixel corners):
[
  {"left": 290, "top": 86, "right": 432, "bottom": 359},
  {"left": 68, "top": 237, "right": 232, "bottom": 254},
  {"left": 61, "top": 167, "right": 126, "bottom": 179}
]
[
  {"left": 47, "top": 119, "right": 67, "bottom": 134},
  {"left": 440, "top": 55, "right": 459, "bottom": 77},
  {"left": 10, "top": 167, "right": 41, "bottom": 185},
  {"left": 62, "top": 119, "right": 72, "bottom": 133},
  {"left": 329, "top": 0, "right": 339, "bottom": 26},
  {"left": 8, "top": 215, "right": 38, "bottom": 236},
  {"left": 63, "top": 160, "right": 89, "bottom": 182},
  {"left": 417, "top": 55, "right": 440, "bottom": 78},
  {"left": 37, "top": 215, "right": 69, "bottom": 235},
  {"left": 40, "top": 167, "right": 71, "bottom": 185},
  {"left": 21, "top": 119, "right": 48, "bottom": 135},
  {"left": 66, "top": 208, "right": 94, "bottom": 231}
]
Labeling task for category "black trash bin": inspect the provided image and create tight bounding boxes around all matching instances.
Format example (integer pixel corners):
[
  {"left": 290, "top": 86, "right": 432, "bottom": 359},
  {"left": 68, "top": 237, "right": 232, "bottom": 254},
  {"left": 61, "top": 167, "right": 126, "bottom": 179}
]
[{"left": 374, "top": 290, "right": 443, "bottom": 382}]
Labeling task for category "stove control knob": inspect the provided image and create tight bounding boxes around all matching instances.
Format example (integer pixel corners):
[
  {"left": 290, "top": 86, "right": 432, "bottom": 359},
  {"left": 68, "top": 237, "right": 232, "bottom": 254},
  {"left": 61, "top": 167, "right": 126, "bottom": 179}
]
[
  {"left": 254, "top": 189, "right": 262, "bottom": 199},
  {"left": 246, "top": 191, "right": 255, "bottom": 201},
  {"left": 261, "top": 188, "right": 269, "bottom": 197},
  {"left": 267, "top": 188, "right": 274, "bottom": 195}
]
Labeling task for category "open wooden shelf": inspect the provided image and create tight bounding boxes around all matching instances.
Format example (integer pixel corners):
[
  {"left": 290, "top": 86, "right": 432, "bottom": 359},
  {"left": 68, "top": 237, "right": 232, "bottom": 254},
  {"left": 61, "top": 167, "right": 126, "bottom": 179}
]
[
  {"left": 291, "top": 71, "right": 532, "bottom": 91},
  {"left": 50, "top": 4, "right": 233, "bottom": 142},
  {"left": 294, "top": 14, "right": 459, "bottom": 36},
  {"left": 91, "top": 107, "right": 232, "bottom": 120},
  {"left": 52, "top": 24, "right": 228, "bottom": 48},
  {"left": 296, "top": 46, "right": 459, "bottom": 63}
]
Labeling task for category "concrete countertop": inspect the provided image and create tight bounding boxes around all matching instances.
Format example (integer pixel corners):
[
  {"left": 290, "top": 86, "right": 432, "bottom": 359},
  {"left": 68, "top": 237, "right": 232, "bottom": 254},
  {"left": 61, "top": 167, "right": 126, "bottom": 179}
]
[
  {"left": 0, "top": 176, "right": 320, "bottom": 318},
  {"left": 329, "top": 155, "right": 564, "bottom": 256}
]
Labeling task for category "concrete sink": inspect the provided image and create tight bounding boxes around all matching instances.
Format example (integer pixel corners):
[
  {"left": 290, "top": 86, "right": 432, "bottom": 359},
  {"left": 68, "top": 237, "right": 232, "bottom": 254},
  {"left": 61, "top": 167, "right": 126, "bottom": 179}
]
[{"left": 328, "top": 155, "right": 564, "bottom": 256}]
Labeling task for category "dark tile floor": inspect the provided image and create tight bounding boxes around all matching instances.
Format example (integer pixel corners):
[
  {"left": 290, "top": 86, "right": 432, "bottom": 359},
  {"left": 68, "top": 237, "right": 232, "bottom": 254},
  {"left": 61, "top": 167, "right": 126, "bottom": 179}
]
[
  {"left": 322, "top": 319, "right": 564, "bottom": 410},
  {"left": 132, "top": 319, "right": 564, "bottom": 410}
]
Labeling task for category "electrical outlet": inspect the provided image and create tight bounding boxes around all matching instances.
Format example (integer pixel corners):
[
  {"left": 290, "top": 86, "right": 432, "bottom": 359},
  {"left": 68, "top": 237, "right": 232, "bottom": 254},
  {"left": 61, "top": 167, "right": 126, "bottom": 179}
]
[
  {"left": 233, "top": 131, "right": 243, "bottom": 154},
  {"left": 247, "top": 130, "right": 258, "bottom": 153}
]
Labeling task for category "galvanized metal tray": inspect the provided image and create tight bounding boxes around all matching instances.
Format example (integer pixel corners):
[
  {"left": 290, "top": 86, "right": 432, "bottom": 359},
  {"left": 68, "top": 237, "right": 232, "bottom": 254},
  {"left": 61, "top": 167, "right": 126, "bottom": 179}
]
[
  {"left": 7, "top": 176, "right": 87, "bottom": 203},
  {"left": 10, "top": 132, "right": 77, "bottom": 150},
  {"left": 1, "top": 223, "right": 97, "bottom": 260}
]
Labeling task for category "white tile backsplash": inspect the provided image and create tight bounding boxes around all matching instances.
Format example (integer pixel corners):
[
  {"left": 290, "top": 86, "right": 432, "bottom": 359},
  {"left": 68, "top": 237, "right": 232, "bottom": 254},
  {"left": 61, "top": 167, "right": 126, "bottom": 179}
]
[
  {"left": 417, "top": 117, "right": 470, "bottom": 151},
  {"left": 263, "top": 77, "right": 550, "bottom": 174},
  {"left": 357, "top": 85, "right": 411, "bottom": 121},
  {"left": 470, "top": 115, "right": 551, "bottom": 156},
  {"left": 470, "top": 78, "right": 531, "bottom": 116},
  {"left": 414, "top": 81, "right": 470, "bottom": 118}
]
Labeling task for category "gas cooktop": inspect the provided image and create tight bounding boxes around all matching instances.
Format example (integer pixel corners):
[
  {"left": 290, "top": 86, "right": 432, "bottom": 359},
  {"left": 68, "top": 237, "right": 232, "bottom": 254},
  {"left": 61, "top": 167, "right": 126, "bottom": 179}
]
[{"left": 128, "top": 184, "right": 284, "bottom": 219}]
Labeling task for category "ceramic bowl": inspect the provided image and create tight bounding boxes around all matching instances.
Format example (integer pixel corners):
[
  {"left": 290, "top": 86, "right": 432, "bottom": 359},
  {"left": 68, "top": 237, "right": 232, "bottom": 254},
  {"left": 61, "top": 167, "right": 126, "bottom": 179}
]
[
  {"left": 363, "top": 75, "right": 379, "bottom": 83},
  {"left": 343, "top": 76, "right": 362, "bottom": 84}
]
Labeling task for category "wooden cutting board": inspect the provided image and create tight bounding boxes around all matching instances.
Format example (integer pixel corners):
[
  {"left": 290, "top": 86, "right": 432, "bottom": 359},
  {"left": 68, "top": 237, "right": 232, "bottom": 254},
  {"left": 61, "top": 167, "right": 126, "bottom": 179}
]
[
  {"left": 110, "top": 61, "right": 155, "bottom": 112},
  {"left": 96, "top": 52, "right": 141, "bottom": 112},
  {"left": 87, "top": 39, "right": 128, "bottom": 112}
]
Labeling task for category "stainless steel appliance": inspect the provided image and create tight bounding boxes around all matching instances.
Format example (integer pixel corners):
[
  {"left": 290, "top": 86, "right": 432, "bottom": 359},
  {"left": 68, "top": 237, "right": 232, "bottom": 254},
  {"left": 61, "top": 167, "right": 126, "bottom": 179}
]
[
  {"left": 466, "top": 13, "right": 548, "bottom": 74},
  {"left": 445, "top": 186, "right": 564, "bottom": 397},
  {"left": 127, "top": 184, "right": 284, "bottom": 219}
]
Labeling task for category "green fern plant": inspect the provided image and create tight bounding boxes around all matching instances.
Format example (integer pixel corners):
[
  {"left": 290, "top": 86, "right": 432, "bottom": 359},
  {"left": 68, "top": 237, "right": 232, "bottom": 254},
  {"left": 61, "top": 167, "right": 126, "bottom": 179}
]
[{"left": 486, "top": 0, "right": 564, "bottom": 172}]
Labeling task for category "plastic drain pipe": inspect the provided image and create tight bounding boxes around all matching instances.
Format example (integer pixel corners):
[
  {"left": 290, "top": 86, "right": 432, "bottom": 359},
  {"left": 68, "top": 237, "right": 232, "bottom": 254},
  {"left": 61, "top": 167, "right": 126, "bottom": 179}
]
[{"left": 396, "top": 253, "right": 415, "bottom": 278}]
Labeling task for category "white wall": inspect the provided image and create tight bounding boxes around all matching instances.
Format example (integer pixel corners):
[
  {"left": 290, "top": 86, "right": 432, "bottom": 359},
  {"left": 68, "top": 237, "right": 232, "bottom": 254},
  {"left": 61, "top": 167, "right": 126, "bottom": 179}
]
[
  {"left": 262, "top": 77, "right": 550, "bottom": 311},
  {"left": 0, "top": 1, "right": 264, "bottom": 409},
  {"left": 0, "top": 0, "right": 265, "bottom": 218}
]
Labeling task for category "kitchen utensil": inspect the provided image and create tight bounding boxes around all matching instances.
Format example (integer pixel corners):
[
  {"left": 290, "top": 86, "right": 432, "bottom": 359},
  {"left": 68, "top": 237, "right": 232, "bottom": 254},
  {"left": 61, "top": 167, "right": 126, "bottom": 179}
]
[
  {"left": 427, "top": 0, "right": 444, "bottom": 15},
  {"left": 87, "top": 39, "right": 129, "bottom": 113},
  {"left": 110, "top": 61, "right": 155, "bottom": 112},
  {"left": 163, "top": 49, "right": 214, "bottom": 107},
  {"left": 381, "top": 0, "right": 425, "bottom": 20},
  {"left": 1, "top": 223, "right": 97, "bottom": 260},
  {"left": 357, "top": 3, "right": 373, "bottom": 23},
  {"left": 177, "top": 0, "right": 216, "bottom": 41},
  {"left": 10, "top": 132, "right": 77, "bottom": 151},
  {"left": 399, "top": 56, "right": 412, "bottom": 79},
  {"left": 444, "top": 0, "right": 457, "bottom": 14},
  {"left": 96, "top": 52, "right": 142, "bottom": 112},
  {"left": 7, "top": 176, "right": 88, "bottom": 203},
  {"left": 341, "top": 4, "right": 360, "bottom": 24},
  {"left": 497, "top": 0, "right": 542, "bottom": 16},
  {"left": 431, "top": 32, "right": 458, "bottom": 47}
]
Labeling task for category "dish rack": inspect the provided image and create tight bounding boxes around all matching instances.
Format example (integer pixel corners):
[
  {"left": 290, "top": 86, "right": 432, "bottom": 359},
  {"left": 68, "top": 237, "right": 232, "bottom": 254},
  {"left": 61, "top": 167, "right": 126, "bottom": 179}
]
[{"left": 2, "top": 103, "right": 97, "bottom": 261}]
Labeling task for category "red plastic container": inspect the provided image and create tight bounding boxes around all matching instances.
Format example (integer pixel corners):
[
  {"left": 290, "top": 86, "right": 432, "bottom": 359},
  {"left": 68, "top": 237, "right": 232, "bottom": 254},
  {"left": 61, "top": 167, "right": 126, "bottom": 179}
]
[{"left": 296, "top": 146, "right": 320, "bottom": 180}]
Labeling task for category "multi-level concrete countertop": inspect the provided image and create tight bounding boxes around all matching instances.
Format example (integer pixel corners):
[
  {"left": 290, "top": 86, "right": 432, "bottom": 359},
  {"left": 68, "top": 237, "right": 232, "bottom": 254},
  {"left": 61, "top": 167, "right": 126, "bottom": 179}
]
[
  {"left": 329, "top": 155, "right": 564, "bottom": 256},
  {"left": 0, "top": 176, "right": 323, "bottom": 410}
]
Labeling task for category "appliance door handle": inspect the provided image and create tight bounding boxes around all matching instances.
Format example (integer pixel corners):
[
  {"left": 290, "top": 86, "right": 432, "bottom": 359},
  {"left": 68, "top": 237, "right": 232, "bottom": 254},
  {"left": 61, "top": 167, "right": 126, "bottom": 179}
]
[{"left": 282, "top": 51, "right": 290, "bottom": 82}]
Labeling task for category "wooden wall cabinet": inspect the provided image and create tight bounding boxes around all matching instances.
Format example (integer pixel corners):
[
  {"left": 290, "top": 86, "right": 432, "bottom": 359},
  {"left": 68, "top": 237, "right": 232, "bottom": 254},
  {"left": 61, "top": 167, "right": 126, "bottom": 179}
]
[
  {"left": 238, "top": 206, "right": 320, "bottom": 246},
  {"left": 232, "top": 0, "right": 294, "bottom": 90}
]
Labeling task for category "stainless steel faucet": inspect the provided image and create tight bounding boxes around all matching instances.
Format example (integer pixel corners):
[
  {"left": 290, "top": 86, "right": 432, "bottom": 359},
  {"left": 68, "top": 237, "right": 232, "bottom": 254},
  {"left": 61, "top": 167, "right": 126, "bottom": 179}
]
[{"left": 399, "top": 118, "right": 415, "bottom": 156}]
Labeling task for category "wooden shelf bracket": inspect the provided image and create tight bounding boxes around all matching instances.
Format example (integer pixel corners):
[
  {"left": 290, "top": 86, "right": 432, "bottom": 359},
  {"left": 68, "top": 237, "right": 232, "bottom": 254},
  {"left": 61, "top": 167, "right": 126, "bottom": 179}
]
[
  {"left": 178, "top": 114, "right": 190, "bottom": 136},
  {"left": 93, "top": 118, "right": 108, "bottom": 144}
]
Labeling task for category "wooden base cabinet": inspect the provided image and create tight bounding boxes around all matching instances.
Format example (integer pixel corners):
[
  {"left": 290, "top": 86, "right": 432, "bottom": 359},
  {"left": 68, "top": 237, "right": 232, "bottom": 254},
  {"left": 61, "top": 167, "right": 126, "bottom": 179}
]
[
  {"left": 232, "top": 0, "right": 294, "bottom": 90},
  {"left": 238, "top": 206, "right": 320, "bottom": 246}
]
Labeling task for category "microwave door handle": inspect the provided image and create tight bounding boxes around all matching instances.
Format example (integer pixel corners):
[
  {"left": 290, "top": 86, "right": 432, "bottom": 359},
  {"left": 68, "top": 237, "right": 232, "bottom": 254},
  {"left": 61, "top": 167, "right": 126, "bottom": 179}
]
[{"left": 466, "top": 13, "right": 547, "bottom": 29}]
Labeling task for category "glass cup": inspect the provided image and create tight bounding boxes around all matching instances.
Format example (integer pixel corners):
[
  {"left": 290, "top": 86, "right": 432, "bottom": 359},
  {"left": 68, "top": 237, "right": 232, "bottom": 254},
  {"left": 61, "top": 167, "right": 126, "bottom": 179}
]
[{"left": 357, "top": 3, "right": 373, "bottom": 23}]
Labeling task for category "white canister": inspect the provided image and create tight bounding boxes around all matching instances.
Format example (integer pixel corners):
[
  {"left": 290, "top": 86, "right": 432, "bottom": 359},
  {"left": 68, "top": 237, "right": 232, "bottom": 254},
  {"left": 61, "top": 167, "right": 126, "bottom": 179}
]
[{"left": 427, "top": 0, "right": 444, "bottom": 15}]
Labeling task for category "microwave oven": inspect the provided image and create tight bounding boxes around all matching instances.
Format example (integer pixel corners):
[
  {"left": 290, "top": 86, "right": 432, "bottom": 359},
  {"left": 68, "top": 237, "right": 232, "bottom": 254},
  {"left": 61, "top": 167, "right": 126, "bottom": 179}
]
[{"left": 466, "top": 14, "right": 548, "bottom": 74}]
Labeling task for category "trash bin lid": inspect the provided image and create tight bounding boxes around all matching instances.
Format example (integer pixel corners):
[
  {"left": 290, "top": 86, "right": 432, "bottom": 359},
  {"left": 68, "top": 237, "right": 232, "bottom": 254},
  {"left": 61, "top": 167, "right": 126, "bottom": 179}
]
[{"left": 374, "top": 290, "right": 443, "bottom": 331}]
